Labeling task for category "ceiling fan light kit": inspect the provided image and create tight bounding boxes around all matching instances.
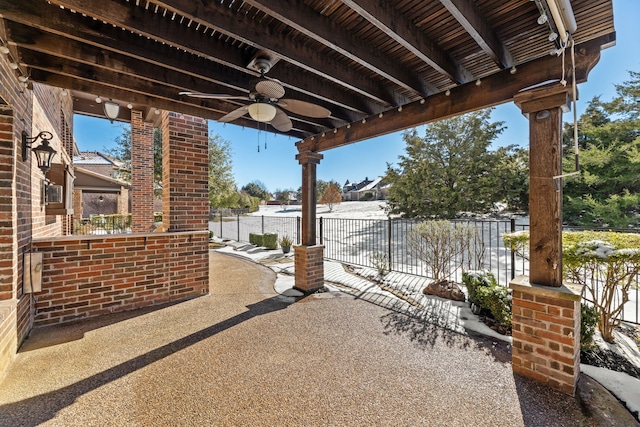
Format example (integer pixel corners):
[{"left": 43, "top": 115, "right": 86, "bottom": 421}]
[{"left": 248, "top": 102, "right": 277, "bottom": 122}]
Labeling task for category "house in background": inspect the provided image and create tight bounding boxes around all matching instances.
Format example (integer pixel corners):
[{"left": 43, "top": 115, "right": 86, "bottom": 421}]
[
  {"left": 73, "top": 151, "right": 130, "bottom": 219},
  {"left": 343, "top": 177, "right": 390, "bottom": 201}
]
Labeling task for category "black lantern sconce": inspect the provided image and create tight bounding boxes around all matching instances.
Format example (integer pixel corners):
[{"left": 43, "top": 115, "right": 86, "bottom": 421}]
[{"left": 22, "top": 131, "right": 57, "bottom": 174}]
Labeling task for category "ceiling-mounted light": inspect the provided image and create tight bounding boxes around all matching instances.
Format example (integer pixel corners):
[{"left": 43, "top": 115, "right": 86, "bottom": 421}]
[
  {"left": 18, "top": 75, "right": 28, "bottom": 83},
  {"left": 0, "top": 45, "right": 9, "bottom": 55},
  {"left": 476, "top": 79, "right": 482, "bottom": 86},
  {"left": 510, "top": 66, "right": 517, "bottom": 75},
  {"left": 548, "top": 31, "right": 558, "bottom": 42},
  {"left": 103, "top": 100, "right": 120, "bottom": 123},
  {"left": 61, "top": 88, "right": 68, "bottom": 96},
  {"left": 9, "top": 62, "right": 18, "bottom": 70},
  {"left": 247, "top": 103, "right": 276, "bottom": 122},
  {"left": 95, "top": 96, "right": 102, "bottom": 104},
  {"left": 127, "top": 103, "right": 133, "bottom": 109},
  {"left": 445, "top": 89, "right": 451, "bottom": 96},
  {"left": 154, "top": 108, "right": 160, "bottom": 115},
  {"left": 537, "top": 13, "right": 548, "bottom": 25},
  {"left": 545, "top": 0, "right": 577, "bottom": 44}
]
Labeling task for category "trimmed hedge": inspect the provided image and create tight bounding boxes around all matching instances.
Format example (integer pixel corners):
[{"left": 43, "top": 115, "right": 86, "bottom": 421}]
[
  {"left": 249, "top": 233, "right": 263, "bottom": 246},
  {"left": 463, "top": 270, "right": 512, "bottom": 328},
  {"left": 249, "top": 233, "right": 278, "bottom": 249}
]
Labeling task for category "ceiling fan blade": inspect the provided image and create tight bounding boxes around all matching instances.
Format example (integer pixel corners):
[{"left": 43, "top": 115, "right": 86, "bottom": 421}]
[
  {"left": 179, "top": 91, "right": 249, "bottom": 100},
  {"left": 270, "top": 107, "right": 292, "bottom": 132},
  {"left": 255, "top": 79, "right": 285, "bottom": 99},
  {"left": 219, "top": 106, "right": 249, "bottom": 123},
  {"left": 277, "top": 99, "right": 331, "bottom": 118}
]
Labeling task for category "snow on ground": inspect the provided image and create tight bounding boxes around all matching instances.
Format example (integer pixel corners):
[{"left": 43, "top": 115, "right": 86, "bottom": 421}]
[
  {"left": 251, "top": 200, "right": 392, "bottom": 219},
  {"left": 580, "top": 364, "right": 640, "bottom": 419}
]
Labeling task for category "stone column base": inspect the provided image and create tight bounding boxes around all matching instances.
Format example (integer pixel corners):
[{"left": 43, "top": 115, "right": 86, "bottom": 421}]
[
  {"left": 294, "top": 245, "right": 324, "bottom": 293},
  {"left": 510, "top": 275, "right": 583, "bottom": 395}
]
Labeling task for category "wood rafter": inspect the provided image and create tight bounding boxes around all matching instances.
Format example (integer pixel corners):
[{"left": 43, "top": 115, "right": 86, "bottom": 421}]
[
  {"left": 340, "top": 0, "right": 473, "bottom": 84},
  {"left": 439, "top": 0, "right": 514, "bottom": 68},
  {"left": 297, "top": 36, "right": 611, "bottom": 152}
]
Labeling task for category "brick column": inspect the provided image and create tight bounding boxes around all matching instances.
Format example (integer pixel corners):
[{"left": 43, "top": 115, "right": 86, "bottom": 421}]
[
  {"left": 73, "top": 189, "right": 83, "bottom": 220},
  {"left": 294, "top": 151, "right": 324, "bottom": 293},
  {"left": 161, "top": 112, "right": 208, "bottom": 232},
  {"left": 0, "top": 106, "right": 16, "bottom": 301},
  {"left": 510, "top": 276, "right": 583, "bottom": 395},
  {"left": 118, "top": 187, "right": 129, "bottom": 217},
  {"left": 131, "top": 110, "right": 154, "bottom": 232}
]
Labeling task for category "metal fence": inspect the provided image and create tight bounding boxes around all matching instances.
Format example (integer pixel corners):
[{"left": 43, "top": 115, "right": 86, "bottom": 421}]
[{"left": 211, "top": 214, "right": 639, "bottom": 324}]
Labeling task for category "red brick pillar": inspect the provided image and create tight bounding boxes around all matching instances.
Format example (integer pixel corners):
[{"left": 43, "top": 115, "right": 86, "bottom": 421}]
[
  {"left": 118, "top": 187, "right": 129, "bottom": 217},
  {"left": 161, "top": 112, "right": 209, "bottom": 232},
  {"left": 294, "top": 151, "right": 324, "bottom": 293},
  {"left": 510, "top": 276, "right": 582, "bottom": 395},
  {"left": 131, "top": 110, "right": 154, "bottom": 232},
  {"left": 512, "top": 85, "right": 583, "bottom": 395},
  {"left": 0, "top": 106, "right": 16, "bottom": 301}
]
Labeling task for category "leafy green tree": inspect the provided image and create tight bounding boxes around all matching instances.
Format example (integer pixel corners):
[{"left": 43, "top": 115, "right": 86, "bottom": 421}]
[
  {"left": 107, "top": 127, "right": 163, "bottom": 197},
  {"left": 274, "top": 189, "right": 293, "bottom": 209},
  {"left": 384, "top": 109, "right": 508, "bottom": 218},
  {"left": 241, "top": 180, "right": 270, "bottom": 201},
  {"left": 493, "top": 146, "right": 529, "bottom": 212},
  {"left": 208, "top": 134, "right": 238, "bottom": 208},
  {"left": 562, "top": 70, "right": 640, "bottom": 227},
  {"left": 319, "top": 182, "right": 342, "bottom": 212}
]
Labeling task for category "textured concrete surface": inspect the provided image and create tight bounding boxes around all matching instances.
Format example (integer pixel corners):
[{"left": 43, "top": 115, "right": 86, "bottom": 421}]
[{"left": 0, "top": 251, "right": 620, "bottom": 426}]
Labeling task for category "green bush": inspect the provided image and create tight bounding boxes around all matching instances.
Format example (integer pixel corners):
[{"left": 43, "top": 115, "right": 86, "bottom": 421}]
[
  {"left": 581, "top": 304, "right": 599, "bottom": 350},
  {"left": 249, "top": 233, "right": 263, "bottom": 246},
  {"left": 463, "top": 270, "right": 511, "bottom": 329},
  {"left": 263, "top": 233, "right": 278, "bottom": 250},
  {"left": 462, "top": 270, "right": 496, "bottom": 306}
]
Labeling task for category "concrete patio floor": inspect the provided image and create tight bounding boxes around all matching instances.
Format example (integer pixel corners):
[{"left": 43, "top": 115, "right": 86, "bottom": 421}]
[{"left": 0, "top": 251, "right": 631, "bottom": 426}]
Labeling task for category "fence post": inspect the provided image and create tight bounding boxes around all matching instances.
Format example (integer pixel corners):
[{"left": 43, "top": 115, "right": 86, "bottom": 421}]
[
  {"left": 261, "top": 215, "right": 265, "bottom": 235},
  {"left": 237, "top": 214, "right": 240, "bottom": 242},
  {"left": 220, "top": 212, "right": 223, "bottom": 238},
  {"left": 296, "top": 217, "right": 301, "bottom": 245},
  {"left": 388, "top": 217, "right": 392, "bottom": 271},
  {"left": 510, "top": 218, "right": 516, "bottom": 280},
  {"left": 319, "top": 217, "right": 323, "bottom": 245}
]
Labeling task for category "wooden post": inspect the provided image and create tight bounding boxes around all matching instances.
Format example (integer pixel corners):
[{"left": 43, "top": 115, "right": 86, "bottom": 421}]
[
  {"left": 294, "top": 150, "right": 324, "bottom": 293},
  {"left": 296, "top": 151, "right": 323, "bottom": 245},
  {"left": 514, "top": 85, "right": 572, "bottom": 287}
]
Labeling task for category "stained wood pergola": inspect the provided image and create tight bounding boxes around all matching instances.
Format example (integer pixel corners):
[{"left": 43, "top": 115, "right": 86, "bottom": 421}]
[{"left": 0, "top": 0, "right": 617, "bottom": 395}]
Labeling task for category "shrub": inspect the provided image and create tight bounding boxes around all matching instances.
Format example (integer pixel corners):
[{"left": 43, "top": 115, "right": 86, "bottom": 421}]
[
  {"left": 262, "top": 233, "right": 278, "bottom": 250},
  {"left": 249, "top": 233, "right": 263, "bottom": 246},
  {"left": 504, "top": 230, "right": 640, "bottom": 343},
  {"left": 279, "top": 235, "right": 293, "bottom": 248},
  {"left": 209, "top": 230, "right": 214, "bottom": 239},
  {"left": 370, "top": 251, "right": 390, "bottom": 276},
  {"left": 581, "top": 304, "right": 599, "bottom": 350},
  {"left": 463, "top": 270, "right": 511, "bottom": 329},
  {"left": 408, "top": 220, "right": 480, "bottom": 281}
]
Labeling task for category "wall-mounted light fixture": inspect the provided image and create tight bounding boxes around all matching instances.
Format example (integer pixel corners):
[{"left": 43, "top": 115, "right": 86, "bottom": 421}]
[
  {"left": 103, "top": 99, "right": 120, "bottom": 122},
  {"left": 22, "top": 131, "right": 56, "bottom": 174}
]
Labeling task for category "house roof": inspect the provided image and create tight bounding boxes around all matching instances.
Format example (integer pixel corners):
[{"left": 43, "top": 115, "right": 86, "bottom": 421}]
[
  {"left": 73, "top": 152, "right": 123, "bottom": 167},
  {"left": 0, "top": 0, "right": 615, "bottom": 146},
  {"left": 74, "top": 167, "right": 130, "bottom": 192}
]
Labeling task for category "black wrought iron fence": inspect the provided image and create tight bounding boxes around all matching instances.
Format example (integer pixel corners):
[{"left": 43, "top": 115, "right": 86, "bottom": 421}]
[
  {"left": 73, "top": 214, "right": 132, "bottom": 235},
  {"left": 210, "top": 213, "right": 639, "bottom": 324}
]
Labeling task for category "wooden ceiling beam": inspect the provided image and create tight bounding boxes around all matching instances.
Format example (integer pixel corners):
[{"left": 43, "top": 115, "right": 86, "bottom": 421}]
[
  {"left": 45, "top": 0, "right": 400, "bottom": 106},
  {"left": 242, "top": 0, "right": 434, "bottom": 96},
  {"left": 439, "top": 0, "right": 514, "bottom": 68},
  {"left": 6, "top": 21, "right": 355, "bottom": 126},
  {"left": 21, "top": 51, "right": 321, "bottom": 137},
  {"left": 340, "top": 0, "right": 474, "bottom": 84},
  {"left": 297, "top": 36, "right": 611, "bottom": 152},
  {"left": 0, "top": 0, "right": 373, "bottom": 117}
]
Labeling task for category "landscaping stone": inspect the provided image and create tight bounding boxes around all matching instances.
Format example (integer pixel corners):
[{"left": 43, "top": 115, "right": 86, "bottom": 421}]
[{"left": 423, "top": 279, "right": 466, "bottom": 302}]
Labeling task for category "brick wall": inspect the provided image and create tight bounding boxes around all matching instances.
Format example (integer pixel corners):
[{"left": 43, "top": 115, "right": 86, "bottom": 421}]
[
  {"left": 294, "top": 245, "right": 325, "bottom": 292},
  {"left": 510, "top": 276, "right": 583, "bottom": 395},
  {"left": 161, "top": 112, "right": 209, "bottom": 232},
  {"left": 131, "top": 110, "right": 155, "bottom": 232},
  {"left": 31, "top": 231, "right": 209, "bottom": 326}
]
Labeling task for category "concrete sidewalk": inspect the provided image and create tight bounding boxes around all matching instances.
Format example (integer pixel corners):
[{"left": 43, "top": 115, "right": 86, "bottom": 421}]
[{"left": 0, "top": 250, "right": 636, "bottom": 426}]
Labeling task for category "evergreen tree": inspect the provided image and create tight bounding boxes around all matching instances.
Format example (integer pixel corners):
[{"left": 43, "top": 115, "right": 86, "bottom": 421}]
[
  {"left": 384, "top": 109, "right": 507, "bottom": 218},
  {"left": 562, "top": 70, "right": 640, "bottom": 227},
  {"left": 241, "top": 180, "right": 270, "bottom": 201},
  {"left": 208, "top": 134, "right": 238, "bottom": 208}
]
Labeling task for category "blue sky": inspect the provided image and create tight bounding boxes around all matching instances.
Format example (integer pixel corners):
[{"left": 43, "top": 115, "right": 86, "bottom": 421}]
[{"left": 75, "top": 0, "right": 639, "bottom": 192}]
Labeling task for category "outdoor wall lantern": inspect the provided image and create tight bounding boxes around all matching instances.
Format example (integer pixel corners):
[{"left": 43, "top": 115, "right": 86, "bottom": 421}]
[
  {"left": 103, "top": 100, "right": 120, "bottom": 123},
  {"left": 22, "top": 131, "right": 56, "bottom": 174}
]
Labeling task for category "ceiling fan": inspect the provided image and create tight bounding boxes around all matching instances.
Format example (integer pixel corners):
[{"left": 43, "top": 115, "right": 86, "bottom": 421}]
[{"left": 179, "top": 58, "right": 331, "bottom": 132}]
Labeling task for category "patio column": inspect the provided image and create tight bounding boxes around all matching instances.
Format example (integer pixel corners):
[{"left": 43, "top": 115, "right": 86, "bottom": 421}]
[
  {"left": 161, "top": 112, "right": 209, "bottom": 232},
  {"left": 294, "top": 150, "right": 324, "bottom": 293},
  {"left": 131, "top": 110, "right": 155, "bottom": 232},
  {"left": 511, "top": 84, "right": 583, "bottom": 396}
]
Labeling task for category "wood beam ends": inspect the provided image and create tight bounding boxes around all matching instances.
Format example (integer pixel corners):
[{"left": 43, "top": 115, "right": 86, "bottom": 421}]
[
  {"left": 296, "top": 151, "right": 323, "bottom": 165},
  {"left": 513, "top": 84, "right": 574, "bottom": 116}
]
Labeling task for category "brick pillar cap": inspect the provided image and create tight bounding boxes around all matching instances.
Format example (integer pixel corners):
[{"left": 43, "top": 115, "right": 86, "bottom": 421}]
[{"left": 509, "top": 275, "right": 583, "bottom": 302}]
